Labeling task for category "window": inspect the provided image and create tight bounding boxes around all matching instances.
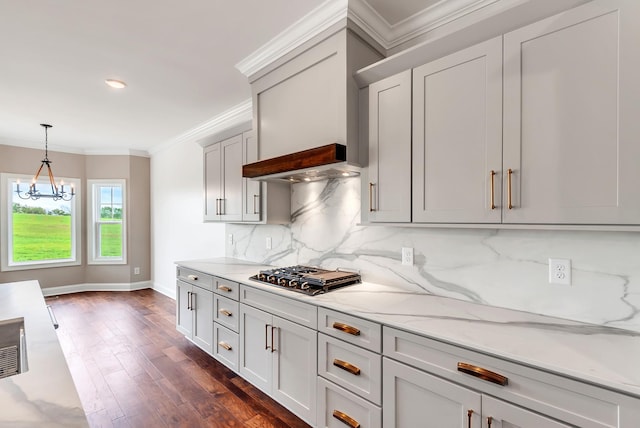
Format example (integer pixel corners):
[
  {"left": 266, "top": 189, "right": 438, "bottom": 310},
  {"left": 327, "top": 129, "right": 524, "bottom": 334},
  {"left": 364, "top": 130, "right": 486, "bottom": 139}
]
[
  {"left": 1, "top": 173, "right": 81, "bottom": 271},
  {"left": 88, "top": 180, "right": 126, "bottom": 264}
]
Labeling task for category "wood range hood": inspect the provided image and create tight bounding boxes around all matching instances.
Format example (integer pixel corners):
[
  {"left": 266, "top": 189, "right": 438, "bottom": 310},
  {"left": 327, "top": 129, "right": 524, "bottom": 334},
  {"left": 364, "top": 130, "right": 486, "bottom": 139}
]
[{"left": 242, "top": 143, "right": 360, "bottom": 183}]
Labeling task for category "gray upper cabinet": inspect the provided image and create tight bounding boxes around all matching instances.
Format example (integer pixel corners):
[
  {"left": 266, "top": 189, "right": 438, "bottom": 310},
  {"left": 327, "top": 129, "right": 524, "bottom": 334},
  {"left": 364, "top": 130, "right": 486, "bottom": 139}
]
[
  {"left": 367, "top": 70, "right": 412, "bottom": 223},
  {"left": 204, "top": 134, "right": 243, "bottom": 222},
  {"left": 412, "top": 37, "right": 503, "bottom": 224},
  {"left": 203, "top": 129, "right": 291, "bottom": 224},
  {"left": 242, "top": 130, "right": 261, "bottom": 222},
  {"left": 503, "top": 0, "right": 640, "bottom": 225},
  {"left": 367, "top": 0, "right": 640, "bottom": 227}
]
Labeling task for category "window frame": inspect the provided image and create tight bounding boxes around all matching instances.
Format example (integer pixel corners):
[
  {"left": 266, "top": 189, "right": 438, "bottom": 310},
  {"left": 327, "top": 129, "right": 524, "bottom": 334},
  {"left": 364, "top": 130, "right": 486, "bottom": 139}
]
[
  {"left": 87, "top": 179, "right": 127, "bottom": 265},
  {"left": 1, "top": 172, "right": 82, "bottom": 271}
]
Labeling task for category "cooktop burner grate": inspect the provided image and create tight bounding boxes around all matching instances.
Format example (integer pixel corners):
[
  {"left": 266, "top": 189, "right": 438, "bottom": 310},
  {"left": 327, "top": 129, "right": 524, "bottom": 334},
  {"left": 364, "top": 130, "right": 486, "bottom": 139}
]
[{"left": 249, "top": 265, "right": 361, "bottom": 296}]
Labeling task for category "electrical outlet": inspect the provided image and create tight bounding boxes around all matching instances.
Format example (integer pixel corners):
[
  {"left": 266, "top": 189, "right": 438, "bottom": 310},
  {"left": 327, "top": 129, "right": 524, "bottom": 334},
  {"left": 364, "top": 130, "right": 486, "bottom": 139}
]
[
  {"left": 402, "top": 247, "right": 414, "bottom": 266},
  {"left": 134, "top": 267, "right": 140, "bottom": 275},
  {"left": 228, "top": 234, "right": 233, "bottom": 245},
  {"left": 266, "top": 237, "right": 272, "bottom": 250},
  {"left": 549, "top": 258, "right": 571, "bottom": 285}
]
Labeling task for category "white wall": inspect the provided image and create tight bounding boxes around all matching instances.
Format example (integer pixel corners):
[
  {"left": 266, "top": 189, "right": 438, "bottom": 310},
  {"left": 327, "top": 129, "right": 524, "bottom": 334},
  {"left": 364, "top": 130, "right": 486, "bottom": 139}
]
[{"left": 150, "top": 141, "right": 226, "bottom": 297}]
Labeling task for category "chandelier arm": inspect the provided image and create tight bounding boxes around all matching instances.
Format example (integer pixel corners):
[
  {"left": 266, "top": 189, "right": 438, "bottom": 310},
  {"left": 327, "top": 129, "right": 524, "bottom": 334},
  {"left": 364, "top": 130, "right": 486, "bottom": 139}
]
[{"left": 46, "top": 163, "right": 59, "bottom": 195}]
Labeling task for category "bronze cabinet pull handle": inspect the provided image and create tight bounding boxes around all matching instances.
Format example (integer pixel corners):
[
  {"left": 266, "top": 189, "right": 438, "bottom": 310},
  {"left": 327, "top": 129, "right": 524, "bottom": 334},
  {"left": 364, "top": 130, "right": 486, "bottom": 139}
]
[
  {"left": 219, "top": 309, "right": 232, "bottom": 317},
  {"left": 271, "top": 326, "right": 277, "bottom": 353},
  {"left": 457, "top": 362, "right": 508, "bottom": 386},
  {"left": 333, "top": 359, "right": 361, "bottom": 376},
  {"left": 487, "top": 416, "right": 493, "bottom": 428},
  {"left": 265, "top": 324, "right": 271, "bottom": 350},
  {"left": 186, "top": 291, "right": 191, "bottom": 310},
  {"left": 467, "top": 409, "right": 473, "bottom": 428},
  {"left": 507, "top": 168, "right": 513, "bottom": 209},
  {"left": 332, "top": 410, "right": 360, "bottom": 428},
  {"left": 490, "top": 170, "right": 496, "bottom": 210},
  {"left": 218, "top": 341, "right": 232, "bottom": 351},
  {"left": 332, "top": 322, "right": 361, "bottom": 336},
  {"left": 369, "top": 182, "right": 374, "bottom": 212},
  {"left": 253, "top": 194, "right": 259, "bottom": 214},
  {"left": 217, "top": 285, "right": 232, "bottom": 292},
  {"left": 187, "top": 274, "right": 198, "bottom": 281}
]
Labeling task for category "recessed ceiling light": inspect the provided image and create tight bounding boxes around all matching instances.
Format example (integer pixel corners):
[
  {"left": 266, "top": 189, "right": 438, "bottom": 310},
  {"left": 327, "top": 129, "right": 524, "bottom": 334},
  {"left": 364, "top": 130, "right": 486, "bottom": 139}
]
[{"left": 105, "top": 79, "right": 127, "bottom": 89}]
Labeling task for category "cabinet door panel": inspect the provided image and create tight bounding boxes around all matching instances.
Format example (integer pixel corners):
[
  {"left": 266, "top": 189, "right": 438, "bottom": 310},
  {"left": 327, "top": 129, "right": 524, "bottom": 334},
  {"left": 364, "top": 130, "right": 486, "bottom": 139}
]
[
  {"left": 368, "top": 70, "right": 412, "bottom": 222},
  {"left": 272, "top": 316, "right": 317, "bottom": 426},
  {"left": 239, "top": 305, "right": 272, "bottom": 394},
  {"left": 203, "top": 144, "right": 221, "bottom": 221},
  {"left": 221, "top": 135, "right": 243, "bottom": 221},
  {"left": 176, "top": 281, "right": 192, "bottom": 336},
  {"left": 413, "top": 37, "right": 502, "bottom": 223},
  {"left": 242, "top": 130, "right": 262, "bottom": 221},
  {"left": 482, "top": 396, "right": 572, "bottom": 428},
  {"left": 191, "top": 286, "right": 213, "bottom": 353},
  {"left": 503, "top": 0, "right": 640, "bottom": 224},
  {"left": 383, "top": 358, "right": 481, "bottom": 428}
]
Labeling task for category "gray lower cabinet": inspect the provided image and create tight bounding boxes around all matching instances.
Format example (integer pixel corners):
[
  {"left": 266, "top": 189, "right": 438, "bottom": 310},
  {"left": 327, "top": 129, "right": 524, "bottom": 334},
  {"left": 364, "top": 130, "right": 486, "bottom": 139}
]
[
  {"left": 383, "top": 326, "right": 639, "bottom": 428},
  {"left": 175, "top": 279, "right": 213, "bottom": 354},
  {"left": 239, "top": 287, "right": 318, "bottom": 426}
]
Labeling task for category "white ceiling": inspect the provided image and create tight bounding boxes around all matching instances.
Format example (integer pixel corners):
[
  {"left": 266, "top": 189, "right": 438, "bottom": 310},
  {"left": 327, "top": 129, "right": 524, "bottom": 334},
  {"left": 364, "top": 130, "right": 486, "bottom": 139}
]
[
  {"left": 0, "top": 0, "right": 452, "bottom": 155},
  {"left": 0, "top": 0, "right": 325, "bottom": 154}
]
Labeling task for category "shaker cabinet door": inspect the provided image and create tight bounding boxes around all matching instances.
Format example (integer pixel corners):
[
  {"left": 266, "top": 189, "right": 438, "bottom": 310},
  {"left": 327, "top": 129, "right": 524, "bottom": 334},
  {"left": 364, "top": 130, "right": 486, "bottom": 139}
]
[
  {"left": 367, "top": 70, "right": 412, "bottom": 223},
  {"left": 481, "top": 396, "right": 572, "bottom": 428},
  {"left": 412, "top": 36, "right": 503, "bottom": 224},
  {"left": 203, "top": 143, "right": 222, "bottom": 221},
  {"left": 383, "top": 358, "right": 481, "bottom": 428},
  {"left": 220, "top": 135, "right": 243, "bottom": 221},
  {"left": 503, "top": 0, "right": 640, "bottom": 224}
]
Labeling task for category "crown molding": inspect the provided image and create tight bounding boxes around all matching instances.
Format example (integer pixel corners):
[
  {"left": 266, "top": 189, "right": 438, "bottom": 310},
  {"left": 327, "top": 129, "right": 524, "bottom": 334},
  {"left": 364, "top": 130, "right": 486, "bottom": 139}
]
[
  {"left": 349, "top": 0, "right": 501, "bottom": 50},
  {"left": 235, "top": 0, "right": 349, "bottom": 78},
  {"left": 150, "top": 98, "right": 252, "bottom": 155}
]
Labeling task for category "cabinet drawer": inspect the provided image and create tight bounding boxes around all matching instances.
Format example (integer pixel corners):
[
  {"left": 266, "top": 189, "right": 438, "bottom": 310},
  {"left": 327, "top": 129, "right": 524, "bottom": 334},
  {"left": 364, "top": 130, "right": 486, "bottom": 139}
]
[
  {"left": 214, "top": 295, "right": 239, "bottom": 332},
  {"left": 213, "top": 323, "right": 238, "bottom": 372},
  {"left": 176, "top": 267, "right": 213, "bottom": 291},
  {"left": 317, "top": 377, "right": 381, "bottom": 428},
  {"left": 383, "top": 327, "right": 620, "bottom": 428},
  {"left": 318, "top": 307, "right": 381, "bottom": 352},
  {"left": 240, "top": 285, "right": 317, "bottom": 329},
  {"left": 318, "top": 334, "right": 381, "bottom": 405},
  {"left": 214, "top": 276, "right": 240, "bottom": 300}
]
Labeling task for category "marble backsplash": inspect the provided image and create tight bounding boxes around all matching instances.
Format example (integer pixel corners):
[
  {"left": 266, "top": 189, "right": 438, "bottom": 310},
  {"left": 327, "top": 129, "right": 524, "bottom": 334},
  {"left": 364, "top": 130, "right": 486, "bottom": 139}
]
[{"left": 226, "top": 178, "right": 640, "bottom": 333}]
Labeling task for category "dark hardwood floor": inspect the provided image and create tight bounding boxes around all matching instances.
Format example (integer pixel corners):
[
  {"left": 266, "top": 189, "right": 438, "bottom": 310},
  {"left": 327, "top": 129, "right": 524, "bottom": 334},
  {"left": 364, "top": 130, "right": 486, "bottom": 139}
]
[{"left": 47, "top": 289, "right": 311, "bottom": 428}]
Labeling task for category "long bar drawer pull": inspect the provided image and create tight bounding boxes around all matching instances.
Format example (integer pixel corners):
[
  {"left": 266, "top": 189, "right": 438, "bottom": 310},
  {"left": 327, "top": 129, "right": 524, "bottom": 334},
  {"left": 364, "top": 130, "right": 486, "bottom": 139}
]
[
  {"left": 332, "top": 322, "right": 360, "bottom": 336},
  {"left": 187, "top": 274, "right": 198, "bottom": 281},
  {"left": 217, "top": 285, "right": 232, "bottom": 292},
  {"left": 333, "top": 410, "right": 360, "bottom": 428},
  {"left": 47, "top": 305, "right": 59, "bottom": 329},
  {"left": 333, "top": 359, "right": 361, "bottom": 376},
  {"left": 218, "top": 341, "right": 232, "bottom": 351},
  {"left": 219, "top": 309, "right": 232, "bottom": 317},
  {"left": 457, "top": 362, "right": 508, "bottom": 386}
]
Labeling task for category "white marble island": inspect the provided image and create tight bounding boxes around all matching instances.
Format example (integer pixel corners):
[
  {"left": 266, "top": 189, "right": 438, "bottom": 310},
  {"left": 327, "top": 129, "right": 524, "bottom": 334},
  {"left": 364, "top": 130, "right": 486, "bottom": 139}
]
[
  {"left": 0, "top": 280, "right": 87, "bottom": 427},
  {"left": 177, "top": 258, "right": 640, "bottom": 400}
]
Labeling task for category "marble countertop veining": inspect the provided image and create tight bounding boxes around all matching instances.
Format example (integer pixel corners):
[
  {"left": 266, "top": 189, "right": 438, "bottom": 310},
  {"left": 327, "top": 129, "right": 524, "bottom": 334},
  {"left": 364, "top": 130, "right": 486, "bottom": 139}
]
[
  {"left": 176, "top": 258, "right": 640, "bottom": 399},
  {"left": 0, "top": 280, "right": 88, "bottom": 427}
]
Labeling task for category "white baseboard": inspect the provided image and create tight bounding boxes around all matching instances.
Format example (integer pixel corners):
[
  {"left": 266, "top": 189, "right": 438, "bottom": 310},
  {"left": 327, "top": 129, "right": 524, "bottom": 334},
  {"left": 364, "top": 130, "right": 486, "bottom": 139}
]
[
  {"left": 152, "top": 281, "right": 175, "bottom": 300},
  {"left": 41, "top": 281, "right": 152, "bottom": 297}
]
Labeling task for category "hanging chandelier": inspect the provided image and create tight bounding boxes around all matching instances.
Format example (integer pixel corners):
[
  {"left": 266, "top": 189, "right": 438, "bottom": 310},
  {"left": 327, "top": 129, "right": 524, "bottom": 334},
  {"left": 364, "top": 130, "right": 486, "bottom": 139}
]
[{"left": 15, "top": 124, "right": 75, "bottom": 201}]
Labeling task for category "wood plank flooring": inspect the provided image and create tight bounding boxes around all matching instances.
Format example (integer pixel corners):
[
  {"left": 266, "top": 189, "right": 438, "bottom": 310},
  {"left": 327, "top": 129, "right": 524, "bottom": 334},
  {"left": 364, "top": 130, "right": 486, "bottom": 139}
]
[{"left": 47, "top": 289, "right": 311, "bottom": 428}]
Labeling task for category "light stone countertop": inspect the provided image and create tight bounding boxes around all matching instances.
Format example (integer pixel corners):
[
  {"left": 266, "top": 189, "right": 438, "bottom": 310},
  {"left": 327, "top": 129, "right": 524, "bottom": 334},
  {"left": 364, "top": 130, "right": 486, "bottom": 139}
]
[
  {"left": 0, "top": 280, "right": 88, "bottom": 427},
  {"left": 177, "top": 257, "right": 640, "bottom": 399}
]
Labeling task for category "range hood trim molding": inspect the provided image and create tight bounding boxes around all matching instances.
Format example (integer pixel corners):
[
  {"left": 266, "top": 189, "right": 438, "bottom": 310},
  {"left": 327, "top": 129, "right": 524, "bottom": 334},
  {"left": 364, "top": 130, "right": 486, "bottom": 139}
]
[{"left": 242, "top": 143, "right": 360, "bottom": 182}]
